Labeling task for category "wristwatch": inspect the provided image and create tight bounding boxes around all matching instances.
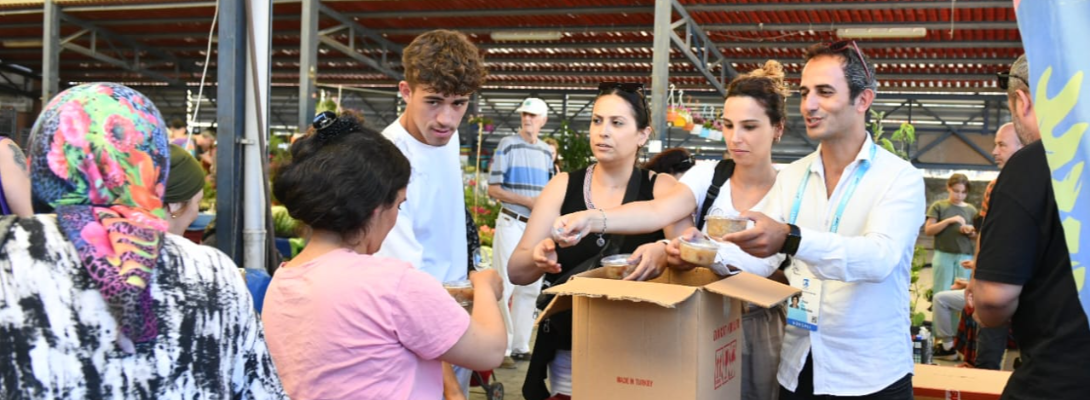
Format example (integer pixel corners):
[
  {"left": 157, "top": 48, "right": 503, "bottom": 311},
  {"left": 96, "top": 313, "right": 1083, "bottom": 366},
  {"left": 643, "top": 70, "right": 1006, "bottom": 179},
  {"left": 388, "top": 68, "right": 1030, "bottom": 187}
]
[{"left": 780, "top": 223, "right": 801, "bottom": 256}]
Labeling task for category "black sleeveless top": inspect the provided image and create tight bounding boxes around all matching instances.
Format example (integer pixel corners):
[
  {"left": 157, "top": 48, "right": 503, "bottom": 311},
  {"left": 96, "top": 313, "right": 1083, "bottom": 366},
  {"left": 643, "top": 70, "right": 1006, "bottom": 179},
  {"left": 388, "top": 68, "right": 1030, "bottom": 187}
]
[
  {"left": 525, "top": 167, "right": 669, "bottom": 399},
  {"left": 545, "top": 167, "right": 666, "bottom": 286}
]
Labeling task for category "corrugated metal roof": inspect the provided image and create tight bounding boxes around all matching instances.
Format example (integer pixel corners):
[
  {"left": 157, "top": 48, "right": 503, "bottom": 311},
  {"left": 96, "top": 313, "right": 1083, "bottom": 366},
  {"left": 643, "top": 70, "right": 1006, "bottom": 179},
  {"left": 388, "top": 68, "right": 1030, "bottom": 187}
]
[{"left": 0, "top": 0, "right": 1022, "bottom": 92}]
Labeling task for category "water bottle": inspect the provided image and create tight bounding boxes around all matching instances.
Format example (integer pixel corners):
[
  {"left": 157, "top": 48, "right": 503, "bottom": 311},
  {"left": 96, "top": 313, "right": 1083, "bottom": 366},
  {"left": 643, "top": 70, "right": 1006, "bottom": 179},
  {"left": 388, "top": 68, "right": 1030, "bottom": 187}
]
[
  {"left": 913, "top": 334, "right": 922, "bottom": 363},
  {"left": 473, "top": 247, "right": 492, "bottom": 271},
  {"left": 919, "top": 327, "right": 933, "bottom": 364}
]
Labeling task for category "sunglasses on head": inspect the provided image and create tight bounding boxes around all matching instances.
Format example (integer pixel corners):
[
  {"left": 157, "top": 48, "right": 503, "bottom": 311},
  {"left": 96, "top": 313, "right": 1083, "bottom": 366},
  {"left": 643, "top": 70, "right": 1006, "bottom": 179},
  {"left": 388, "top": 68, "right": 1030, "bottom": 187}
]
[
  {"left": 598, "top": 81, "right": 650, "bottom": 125},
  {"left": 598, "top": 82, "right": 645, "bottom": 94},
  {"left": 996, "top": 71, "right": 1029, "bottom": 90},
  {"left": 828, "top": 40, "right": 872, "bottom": 82}
]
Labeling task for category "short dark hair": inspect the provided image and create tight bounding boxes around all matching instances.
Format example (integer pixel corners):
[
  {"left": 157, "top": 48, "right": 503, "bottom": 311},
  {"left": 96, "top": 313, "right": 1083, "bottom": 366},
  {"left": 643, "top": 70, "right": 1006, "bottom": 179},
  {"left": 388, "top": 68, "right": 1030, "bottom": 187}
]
[
  {"left": 644, "top": 148, "right": 693, "bottom": 175},
  {"left": 402, "top": 30, "right": 488, "bottom": 96},
  {"left": 947, "top": 173, "right": 970, "bottom": 192},
  {"left": 169, "top": 118, "right": 186, "bottom": 130},
  {"left": 727, "top": 60, "right": 790, "bottom": 127},
  {"left": 803, "top": 41, "right": 877, "bottom": 103},
  {"left": 273, "top": 112, "right": 410, "bottom": 241}
]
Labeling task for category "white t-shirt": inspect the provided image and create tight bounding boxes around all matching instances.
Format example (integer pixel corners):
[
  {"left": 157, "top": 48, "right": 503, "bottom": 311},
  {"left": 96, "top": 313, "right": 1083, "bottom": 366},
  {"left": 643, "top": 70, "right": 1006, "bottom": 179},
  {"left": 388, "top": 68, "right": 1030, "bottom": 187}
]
[
  {"left": 377, "top": 120, "right": 468, "bottom": 283},
  {"left": 679, "top": 162, "right": 781, "bottom": 278}
]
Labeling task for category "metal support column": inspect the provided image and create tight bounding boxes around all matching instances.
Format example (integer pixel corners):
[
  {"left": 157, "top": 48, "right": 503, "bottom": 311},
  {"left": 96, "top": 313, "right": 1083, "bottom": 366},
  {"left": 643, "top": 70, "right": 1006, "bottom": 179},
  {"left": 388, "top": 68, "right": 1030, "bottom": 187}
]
[
  {"left": 667, "top": 0, "right": 738, "bottom": 96},
  {"left": 242, "top": 0, "right": 272, "bottom": 272},
  {"left": 42, "top": 0, "right": 60, "bottom": 102},
  {"left": 215, "top": 0, "right": 247, "bottom": 263},
  {"left": 650, "top": 0, "right": 672, "bottom": 142},
  {"left": 299, "top": 0, "right": 319, "bottom": 133},
  {"left": 562, "top": 93, "right": 569, "bottom": 119}
]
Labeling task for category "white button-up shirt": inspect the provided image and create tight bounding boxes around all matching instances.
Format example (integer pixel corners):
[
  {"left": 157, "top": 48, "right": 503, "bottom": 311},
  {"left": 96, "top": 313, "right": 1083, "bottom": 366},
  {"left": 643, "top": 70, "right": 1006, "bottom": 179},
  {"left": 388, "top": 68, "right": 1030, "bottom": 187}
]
[{"left": 758, "top": 134, "right": 925, "bottom": 396}]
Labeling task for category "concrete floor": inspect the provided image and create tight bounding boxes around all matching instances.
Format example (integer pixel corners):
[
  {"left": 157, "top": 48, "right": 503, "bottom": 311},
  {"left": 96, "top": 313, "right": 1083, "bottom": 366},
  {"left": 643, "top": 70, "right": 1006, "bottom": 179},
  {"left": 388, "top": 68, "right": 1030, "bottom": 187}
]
[{"left": 468, "top": 266, "right": 1015, "bottom": 399}]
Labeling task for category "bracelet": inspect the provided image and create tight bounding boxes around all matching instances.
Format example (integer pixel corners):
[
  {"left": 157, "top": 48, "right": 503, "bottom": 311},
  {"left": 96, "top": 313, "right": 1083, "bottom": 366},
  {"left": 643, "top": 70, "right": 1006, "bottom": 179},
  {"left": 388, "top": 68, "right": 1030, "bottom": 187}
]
[
  {"left": 657, "top": 239, "right": 671, "bottom": 245},
  {"left": 599, "top": 208, "right": 607, "bottom": 234}
]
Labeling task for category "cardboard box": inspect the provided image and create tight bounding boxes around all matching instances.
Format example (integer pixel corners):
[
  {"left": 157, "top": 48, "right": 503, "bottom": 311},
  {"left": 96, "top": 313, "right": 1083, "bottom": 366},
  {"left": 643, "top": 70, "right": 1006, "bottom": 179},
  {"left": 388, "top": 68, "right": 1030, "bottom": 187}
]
[
  {"left": 913, "top": 364, "right": 1011, "bottom": 400},
  {"left": 539, "top": 267, "right": 799, "bottom": 400}
]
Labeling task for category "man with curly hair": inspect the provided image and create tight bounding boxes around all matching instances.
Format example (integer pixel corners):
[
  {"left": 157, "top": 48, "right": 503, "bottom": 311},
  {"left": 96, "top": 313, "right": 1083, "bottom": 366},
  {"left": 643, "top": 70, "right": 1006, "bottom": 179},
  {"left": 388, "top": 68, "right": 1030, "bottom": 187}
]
[{"left": 377, "top": 29, "right": 492, "bottom": 400}]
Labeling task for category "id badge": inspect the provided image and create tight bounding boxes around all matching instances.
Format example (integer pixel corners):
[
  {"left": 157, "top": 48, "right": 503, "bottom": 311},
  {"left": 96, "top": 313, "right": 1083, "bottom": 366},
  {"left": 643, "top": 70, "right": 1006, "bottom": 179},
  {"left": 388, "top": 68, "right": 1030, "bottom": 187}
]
[{"left": 785, "top": 262, "right": 823, "bottom": 331}]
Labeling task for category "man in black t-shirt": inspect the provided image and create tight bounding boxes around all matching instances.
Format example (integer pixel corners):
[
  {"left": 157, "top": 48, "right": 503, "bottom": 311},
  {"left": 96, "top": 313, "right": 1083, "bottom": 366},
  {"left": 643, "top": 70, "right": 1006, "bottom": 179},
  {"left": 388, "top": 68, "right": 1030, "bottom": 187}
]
[{"left": 970, "top": 55, "right": 1090, "bottom": 399}]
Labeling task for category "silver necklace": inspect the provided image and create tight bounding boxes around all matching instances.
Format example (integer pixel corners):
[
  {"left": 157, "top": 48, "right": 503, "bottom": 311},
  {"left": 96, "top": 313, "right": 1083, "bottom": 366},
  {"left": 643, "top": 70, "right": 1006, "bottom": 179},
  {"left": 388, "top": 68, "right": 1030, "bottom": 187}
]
[{"left": 582, "top": 164, "right": 606, "bottom": 247}]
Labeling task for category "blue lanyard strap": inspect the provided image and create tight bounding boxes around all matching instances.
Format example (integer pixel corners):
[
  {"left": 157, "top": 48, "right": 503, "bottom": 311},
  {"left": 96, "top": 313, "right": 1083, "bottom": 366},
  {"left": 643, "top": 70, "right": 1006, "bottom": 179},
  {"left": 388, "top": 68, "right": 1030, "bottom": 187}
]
[{"left": 788, "top": 142, "right": 878, "bottom": 233}]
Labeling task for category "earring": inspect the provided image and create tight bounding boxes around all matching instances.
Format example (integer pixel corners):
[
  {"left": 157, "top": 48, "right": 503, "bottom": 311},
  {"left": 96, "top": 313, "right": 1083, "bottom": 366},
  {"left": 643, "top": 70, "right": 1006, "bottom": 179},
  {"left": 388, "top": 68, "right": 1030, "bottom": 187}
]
[{"left": 170, "top": 212, "right": 178, "bottom": 219}]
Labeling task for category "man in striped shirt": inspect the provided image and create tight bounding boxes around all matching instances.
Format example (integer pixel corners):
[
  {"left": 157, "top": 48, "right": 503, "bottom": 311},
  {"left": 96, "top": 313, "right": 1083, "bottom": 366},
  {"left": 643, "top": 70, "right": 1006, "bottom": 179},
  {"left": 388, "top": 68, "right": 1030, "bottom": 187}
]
[{"left": 488, "top": 97, "right": 555, "bottom": 366}]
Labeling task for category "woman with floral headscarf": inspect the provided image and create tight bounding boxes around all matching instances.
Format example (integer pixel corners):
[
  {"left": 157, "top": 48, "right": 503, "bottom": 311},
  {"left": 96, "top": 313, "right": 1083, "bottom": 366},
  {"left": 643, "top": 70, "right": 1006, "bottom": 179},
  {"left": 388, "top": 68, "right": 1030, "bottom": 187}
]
[{"left": 0, "top": 83, "right": 285, "bottom": 399}]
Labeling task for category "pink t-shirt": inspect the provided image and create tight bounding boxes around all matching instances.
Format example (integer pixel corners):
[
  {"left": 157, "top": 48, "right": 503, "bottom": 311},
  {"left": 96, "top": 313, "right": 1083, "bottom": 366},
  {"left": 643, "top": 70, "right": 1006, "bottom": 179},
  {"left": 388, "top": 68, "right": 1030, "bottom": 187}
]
[{"left": 263, "top": 248, "right": 471, "bottom": 400}]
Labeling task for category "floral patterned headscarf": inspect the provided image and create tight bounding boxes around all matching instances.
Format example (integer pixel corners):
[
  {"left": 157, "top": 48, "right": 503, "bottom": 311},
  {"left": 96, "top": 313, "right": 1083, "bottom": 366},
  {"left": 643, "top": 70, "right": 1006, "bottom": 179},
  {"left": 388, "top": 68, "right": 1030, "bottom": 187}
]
[{"left": 28, "top": 83, "right": 170, "bottom": 351}]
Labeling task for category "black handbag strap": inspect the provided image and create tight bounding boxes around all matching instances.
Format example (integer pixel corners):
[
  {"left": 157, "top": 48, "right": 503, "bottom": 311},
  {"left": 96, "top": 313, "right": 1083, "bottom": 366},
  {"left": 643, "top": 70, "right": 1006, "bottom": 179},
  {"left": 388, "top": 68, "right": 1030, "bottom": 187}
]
[{"left": 696, "top": 159, "right": 736, "bottom": 230}]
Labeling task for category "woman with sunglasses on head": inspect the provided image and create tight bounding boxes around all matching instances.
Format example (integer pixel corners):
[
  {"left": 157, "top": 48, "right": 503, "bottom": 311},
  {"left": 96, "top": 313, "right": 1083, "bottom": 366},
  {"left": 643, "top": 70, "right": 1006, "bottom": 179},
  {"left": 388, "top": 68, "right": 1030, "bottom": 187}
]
[
  {"left": 507, "top": 82, "right": 688, "bottom": 400},
  {"left": 552, "top": 61, "right": 792, "bottom": 400}
]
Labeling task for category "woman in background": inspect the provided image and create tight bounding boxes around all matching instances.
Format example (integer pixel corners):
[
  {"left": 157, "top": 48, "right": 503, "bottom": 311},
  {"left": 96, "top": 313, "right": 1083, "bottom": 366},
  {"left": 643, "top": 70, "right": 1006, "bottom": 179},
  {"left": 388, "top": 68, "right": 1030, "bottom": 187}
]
[
  {"left": 643, "top": 147, "right": 695, "bottom": 180},
  {"left": 543, "top": 137, "right": 562, "bottom": 176},
  {"left": 163, "top": 144, "right": 206, "bottom": 236}
]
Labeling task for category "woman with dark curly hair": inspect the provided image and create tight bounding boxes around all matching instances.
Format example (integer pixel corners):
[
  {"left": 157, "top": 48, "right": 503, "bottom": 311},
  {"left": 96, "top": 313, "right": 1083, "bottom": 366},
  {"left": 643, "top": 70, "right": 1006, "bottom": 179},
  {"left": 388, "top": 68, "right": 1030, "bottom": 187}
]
[
  {"left": 643, "top": 147, "right": 695, "bottom": 180},
  {"left": 263, "top": 112, "right": 506, "bottom": 400}
]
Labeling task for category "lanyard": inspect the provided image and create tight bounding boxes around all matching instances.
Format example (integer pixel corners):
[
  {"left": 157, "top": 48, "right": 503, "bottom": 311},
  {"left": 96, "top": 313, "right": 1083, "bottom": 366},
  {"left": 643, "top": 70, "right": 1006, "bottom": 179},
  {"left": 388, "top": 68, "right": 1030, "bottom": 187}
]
[{"left": 788, "top": 142, "right": 878, "bottom": 233}]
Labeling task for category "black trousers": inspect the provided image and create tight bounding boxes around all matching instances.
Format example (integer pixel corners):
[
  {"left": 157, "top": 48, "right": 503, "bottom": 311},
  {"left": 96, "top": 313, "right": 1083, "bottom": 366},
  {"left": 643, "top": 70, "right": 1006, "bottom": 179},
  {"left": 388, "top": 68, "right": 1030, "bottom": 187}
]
[{"left": 780, "top": 352, "right": 914, "bottom": 400}]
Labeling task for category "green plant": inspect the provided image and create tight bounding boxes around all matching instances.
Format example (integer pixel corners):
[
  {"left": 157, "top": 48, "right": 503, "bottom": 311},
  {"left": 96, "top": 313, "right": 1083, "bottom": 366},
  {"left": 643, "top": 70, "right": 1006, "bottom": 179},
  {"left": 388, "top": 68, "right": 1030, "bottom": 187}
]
[
  {"left": 200, "top": 177, "right": 216, "bottom": 211},
  {"left": 316, "top": 97, "right": 338, "bottom": 115},
  {"left": 464, "top": 185, "right": 501, "bottom": 230},
  {"left": 868, "top": 109, "right": 916, "bottom": 160},
  {"left": 870, "top": 111, "right": 927, "bottom": 326},
  {"left": 547, "top": 120, "right": 594, "bottom": 172},
  {"left": 908, "top": 245, "right": 929, "bottom": 327}
]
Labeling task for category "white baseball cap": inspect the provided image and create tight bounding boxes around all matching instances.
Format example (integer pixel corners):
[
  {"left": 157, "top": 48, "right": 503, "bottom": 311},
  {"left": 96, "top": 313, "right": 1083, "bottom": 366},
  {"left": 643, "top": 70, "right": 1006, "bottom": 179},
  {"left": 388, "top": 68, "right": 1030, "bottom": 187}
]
[{"left": 515, "top": 97, "right": 549, "bottom": 116}]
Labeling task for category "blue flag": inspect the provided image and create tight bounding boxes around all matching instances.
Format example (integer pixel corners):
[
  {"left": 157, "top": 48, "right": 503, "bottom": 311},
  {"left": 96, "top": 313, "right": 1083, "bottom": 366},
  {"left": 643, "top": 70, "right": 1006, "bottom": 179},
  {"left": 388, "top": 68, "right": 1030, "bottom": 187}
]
[{"left": 1015, "top": 0, "right": 1090, "bottom": 328}]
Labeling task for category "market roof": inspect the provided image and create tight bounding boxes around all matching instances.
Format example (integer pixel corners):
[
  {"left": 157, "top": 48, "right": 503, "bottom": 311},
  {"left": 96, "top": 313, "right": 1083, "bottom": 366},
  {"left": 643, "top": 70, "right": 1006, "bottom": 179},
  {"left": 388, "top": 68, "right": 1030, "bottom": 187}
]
[{"left": 0, "top": 0, "right": 1021, "bottom": 93}]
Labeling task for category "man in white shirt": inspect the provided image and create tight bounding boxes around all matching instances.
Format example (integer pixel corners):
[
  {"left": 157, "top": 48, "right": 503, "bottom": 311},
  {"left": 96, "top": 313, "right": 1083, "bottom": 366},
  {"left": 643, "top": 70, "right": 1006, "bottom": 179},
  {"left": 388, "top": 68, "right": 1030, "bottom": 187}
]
[
  {"left": 377, "top": 29, "right": 489, "bottom": 400},
  {"left": 722, "top": 41, "right": 925, "bottom": 399}
]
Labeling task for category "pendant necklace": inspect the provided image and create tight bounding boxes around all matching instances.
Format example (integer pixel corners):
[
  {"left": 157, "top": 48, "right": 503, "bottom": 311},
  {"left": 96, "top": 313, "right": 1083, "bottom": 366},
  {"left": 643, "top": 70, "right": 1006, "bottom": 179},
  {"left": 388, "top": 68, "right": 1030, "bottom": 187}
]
[{"left": 582, "top": 164, "right": 607, "bottom": 247}]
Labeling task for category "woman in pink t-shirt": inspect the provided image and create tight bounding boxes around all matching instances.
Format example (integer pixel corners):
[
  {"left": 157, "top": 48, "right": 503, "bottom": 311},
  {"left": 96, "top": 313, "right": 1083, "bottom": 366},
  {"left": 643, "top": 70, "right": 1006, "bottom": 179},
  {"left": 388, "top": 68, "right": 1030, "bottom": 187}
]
[{"left": 263, "top": 112, "right": 507, "bottom": 400}]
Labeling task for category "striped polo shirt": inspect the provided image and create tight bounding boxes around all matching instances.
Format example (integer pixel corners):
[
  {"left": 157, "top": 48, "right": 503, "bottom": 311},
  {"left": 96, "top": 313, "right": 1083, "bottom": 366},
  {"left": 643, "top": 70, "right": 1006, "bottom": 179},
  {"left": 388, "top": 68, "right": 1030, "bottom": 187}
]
[{"left": 488, "top": 134, "right": 554, "bottom": 217}]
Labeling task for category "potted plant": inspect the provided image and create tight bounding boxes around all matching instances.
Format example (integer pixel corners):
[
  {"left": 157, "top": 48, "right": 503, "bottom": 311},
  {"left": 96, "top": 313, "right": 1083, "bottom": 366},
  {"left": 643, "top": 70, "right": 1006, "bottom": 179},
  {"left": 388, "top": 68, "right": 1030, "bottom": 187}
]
[
  {"left": 547, "top": 120, "right": 594, "bottom": 172},
  {"left": 463, "top": 184, "right": 500, "bottom": 246},
  {"left": 869, "top": 109, "right": 917, "bottom": 160},
  {"left": 870, "top": 110, "right": 930, "bottom": 330},
  {"left": 908, "top": 245, "right": 930, "bottom": 327}
]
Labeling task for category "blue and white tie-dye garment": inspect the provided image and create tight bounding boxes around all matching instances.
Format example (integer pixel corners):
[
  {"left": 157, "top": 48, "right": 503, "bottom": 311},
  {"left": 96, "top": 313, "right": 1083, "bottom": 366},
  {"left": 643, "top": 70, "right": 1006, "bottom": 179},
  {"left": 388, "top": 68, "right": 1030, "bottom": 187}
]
[{"left": 0, "top": 215, "right": 286, "bottom": 399}]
